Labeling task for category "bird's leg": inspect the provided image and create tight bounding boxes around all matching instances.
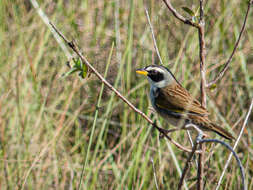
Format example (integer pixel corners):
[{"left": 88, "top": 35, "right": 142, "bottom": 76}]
[
  {"left": 161, "top": 128, "right": 180, "bottom": 133},
  {"left": 185, "top": 123, "right": 207, "bottom": 141},
  {"left": 158, "top": 127, "right": 185, "bottom": 138}
]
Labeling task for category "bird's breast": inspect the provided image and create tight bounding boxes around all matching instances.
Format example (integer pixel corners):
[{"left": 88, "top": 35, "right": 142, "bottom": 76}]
[
  {"left": 149, "top": 85, "right": 187, "bottom": 128},
  {"left": 150, "top": 86, "right": 159, "bottom": 109}
]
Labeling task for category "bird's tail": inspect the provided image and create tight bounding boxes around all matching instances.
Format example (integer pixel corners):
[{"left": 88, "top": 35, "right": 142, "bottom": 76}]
[{"left": 209, "top": 123, "right": 235, "bottom": 141}]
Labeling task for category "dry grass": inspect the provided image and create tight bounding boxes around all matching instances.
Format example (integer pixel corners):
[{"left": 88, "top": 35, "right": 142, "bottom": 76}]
[{"left": 0, "top": 0, "right": 252, "bottom": 189}]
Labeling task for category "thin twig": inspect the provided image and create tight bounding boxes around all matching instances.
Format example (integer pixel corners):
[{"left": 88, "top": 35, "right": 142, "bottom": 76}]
[
  {"left": 198, "top": 0, "right": 207, "bottom": 108},
  {"left": 207, "top": 0, "right": 253, "bottom": 87},
  {"left": 145, "top": 8, "right": 164, "bottom": 65},
  {"left": 178, "top": 141, "right": 198, "bottom": 190},
  {"left": 215, "top": 99, "right": 253, "bottom": 190},
  {"left": 178, "top": 124, "right": 204, "bottom": 190},
  {"left": 166, "top": 142, "right": 189, "bottom": 190},
  {"left": 49, "top": 22, "right": 200, "bottom": 154},
  {"left": 162, "top": 0, "right": 198, "bottom": 28}
]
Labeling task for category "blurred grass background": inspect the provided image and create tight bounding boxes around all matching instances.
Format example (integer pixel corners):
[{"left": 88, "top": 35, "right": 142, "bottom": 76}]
[{"left": 0, "top": 0, "right": 253, "bottom": 189}]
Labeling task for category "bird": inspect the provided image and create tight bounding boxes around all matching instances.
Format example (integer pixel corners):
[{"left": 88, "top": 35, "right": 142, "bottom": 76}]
[{"left": 136, "top": 65, "right": 235, "bottom": 140}]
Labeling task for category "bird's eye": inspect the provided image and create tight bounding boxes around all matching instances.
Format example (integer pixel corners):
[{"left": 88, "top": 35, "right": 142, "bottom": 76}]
[{"left": 148, "top": 70, "right": 164, "bottom": 82}]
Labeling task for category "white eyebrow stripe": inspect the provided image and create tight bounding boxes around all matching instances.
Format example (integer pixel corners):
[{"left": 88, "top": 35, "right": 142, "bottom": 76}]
[{"left": 146, "top": 67, "right": 164, "bottom": 73}]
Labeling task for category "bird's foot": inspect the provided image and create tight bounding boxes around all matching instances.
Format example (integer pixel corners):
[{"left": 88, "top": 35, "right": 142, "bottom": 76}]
[{"left": 159, "top": 128, "right": 179, "bottom": 138}]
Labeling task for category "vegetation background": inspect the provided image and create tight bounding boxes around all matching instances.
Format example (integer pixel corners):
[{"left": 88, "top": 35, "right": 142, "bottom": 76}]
[{"left": 0, "top": 0, "right": 252, "bottom": 189}]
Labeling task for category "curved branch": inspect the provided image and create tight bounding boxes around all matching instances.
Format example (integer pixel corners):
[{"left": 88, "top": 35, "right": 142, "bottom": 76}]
[
  {"left": 200, "top": 139, "right": 246, "bottom": 190},
  {"left": 207, "top": 0, "right": 253, "bottom": 87},
  {"left": 178, "top": 137, "right": 246, "bottom": 190}
]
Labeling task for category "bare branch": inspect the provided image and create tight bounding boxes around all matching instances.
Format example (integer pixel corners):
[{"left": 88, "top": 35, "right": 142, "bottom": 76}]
[
  {"left": 145, "top": 8, "right": 164, "bottom": 65},
  {"left": 197, "top": 1, "right": 206, "bottom": 189},
  {"left": 198, "top": 0, "right": 207, "bottom": 108},
  {"left": 178, "top": 140, "right": 198, "bottom": 190},
  {"left": 207, "top": 0, "right": 253, "bottom": 87},
  {"left": 162, "top": 0, "right": 198, "bottom": 28},
  {"left": 49, "top": 22, "right": 200, "bottom": 154},
  {"left": 198, "top": 28, "right": 207, "bottom": 108},
  {"left": 215, "top": 99, "right": 253, "bottom": 190}
]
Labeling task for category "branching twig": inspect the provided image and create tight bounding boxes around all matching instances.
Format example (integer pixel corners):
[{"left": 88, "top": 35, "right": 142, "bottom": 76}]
[
  {"left": 215, "top": 99, "right": 253, "bottom": 190},
  {"left": 207, "top": 0, "right": 253, "bottom": 87},
  {"left": 49, "top": 22, "right": 200, "bottom": 154},
  {"left": 145, "top": 8, "right": 164, "bottom": 65},
  {"left": 179, "top": 133, "right": 248, "bottom": 190},
  {"left": 162, "top": 0, "right": 198, "bottom": 27},
  {"left": 161, "top": 0, "right": 250, "bottom": 189}
]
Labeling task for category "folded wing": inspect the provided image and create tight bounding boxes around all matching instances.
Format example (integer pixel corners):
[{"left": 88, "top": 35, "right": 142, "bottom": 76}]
[{"left": 155, "top": 83, "right": 209, "bottom": 116}]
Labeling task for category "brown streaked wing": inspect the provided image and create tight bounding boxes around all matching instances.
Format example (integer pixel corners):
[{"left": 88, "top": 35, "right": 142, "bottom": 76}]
[{"left": 156, "top": 83, "right": 209, "bottom": 115}]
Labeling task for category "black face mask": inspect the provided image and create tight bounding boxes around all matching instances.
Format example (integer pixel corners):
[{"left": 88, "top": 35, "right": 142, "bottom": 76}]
[{"left": 148, "top": 71, "right": 164, "bottom": 82}]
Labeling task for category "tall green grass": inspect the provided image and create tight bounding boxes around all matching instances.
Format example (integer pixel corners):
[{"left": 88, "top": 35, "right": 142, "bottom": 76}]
[{"left": 0, "top": 0, "right": 252, "bottom": 189}]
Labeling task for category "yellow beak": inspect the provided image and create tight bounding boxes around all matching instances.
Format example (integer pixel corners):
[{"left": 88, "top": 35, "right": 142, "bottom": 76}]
[{"left": 136, "top": 69, "right": 148, "bottom": 76}]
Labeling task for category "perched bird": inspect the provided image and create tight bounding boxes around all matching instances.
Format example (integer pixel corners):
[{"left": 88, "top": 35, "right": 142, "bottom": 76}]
[{"left": 136, "top": 65, "right": 235, "bottom": 140}]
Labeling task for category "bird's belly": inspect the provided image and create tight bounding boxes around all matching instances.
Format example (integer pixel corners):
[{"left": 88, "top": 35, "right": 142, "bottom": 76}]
[{"left": 158, "top": 111, "right": 186, "bottom": 128}]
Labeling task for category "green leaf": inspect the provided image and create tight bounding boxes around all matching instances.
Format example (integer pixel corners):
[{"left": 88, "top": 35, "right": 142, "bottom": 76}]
[
  {"left": 210, "top": 83, "right": 217, "bottom": 91},
  {"left": 181, "top": 6, "right": 195, "bottom": 17},
  {"left": 79, "top": 64, "right": 88, "bottom": 79},
  {"left": 62, "top": 58, "right": 89, "bottom": 79},
  {"left": 73, "top": 58, "right": 83, "bottom": 70},
  {"left": 62, "top": 67, "right": 79, "bottom": 78}
]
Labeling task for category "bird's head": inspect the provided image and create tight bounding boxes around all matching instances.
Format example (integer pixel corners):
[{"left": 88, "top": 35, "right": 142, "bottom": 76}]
[{"left": 136, "top": 65, "right": 176, "bottom": 88}]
